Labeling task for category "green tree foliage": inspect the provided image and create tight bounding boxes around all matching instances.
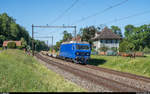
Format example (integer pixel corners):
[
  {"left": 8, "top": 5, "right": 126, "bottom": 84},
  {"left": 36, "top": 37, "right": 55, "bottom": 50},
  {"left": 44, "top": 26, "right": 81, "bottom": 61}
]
[
  {"left": 123, "top": 24, "right": 150, "bottom": 51},
  {"left": 80, "top": 26, "right": 98, "bottom": 45},
  {"left": 20, "top": 37, "right": 27, "bottom": 49},
  {"left": 119, "top": 40, "right": 135, "bottom": 52},
  {"left": 111, "top": 47, "right": 118, "bottom": 52},
  {"left": 62, "top": 31, "right": 72, "bottom": 42},
  {"left": 110, "top": 25, "right": 122, "bottom": 37},
  {"left": 53, "top": 40, "right": 63, "bottom": 52},
  {"left": 7, "top": 42, "right": 16, "bottom": 49},
  {"left": 143, "top": 46, "right": 150, "bottom": 53},
  {"left": 0, "top": 13, "right": 48, "bottom": 51},
  {"left": 0, "top": 13, "right": 30, "bottom": 45},
  {"left": 53, "top": 31, "right": 72, "bottom": 52},
  {"left": 34, "top": 40, "right": 49, "bottom": 52},
  {"left": 99, "top": 45, "right": 108, "bottom": 52},
  {"left": 124, "top": 25, "right": 135, "bottom": 38},
  {"left": 0, "top": 35, "right": 6, "bottom": 47}
]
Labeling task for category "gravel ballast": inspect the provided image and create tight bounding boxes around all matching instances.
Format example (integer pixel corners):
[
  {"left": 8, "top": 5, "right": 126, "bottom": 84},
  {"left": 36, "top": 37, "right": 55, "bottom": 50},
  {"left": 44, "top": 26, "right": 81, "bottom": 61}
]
[{"left": 35, "top": 56, "right": 112, "bottom": 92}]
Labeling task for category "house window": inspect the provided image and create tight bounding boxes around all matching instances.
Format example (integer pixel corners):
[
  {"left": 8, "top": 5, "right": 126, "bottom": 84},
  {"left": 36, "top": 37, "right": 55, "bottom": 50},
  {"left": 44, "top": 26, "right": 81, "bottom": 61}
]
[
  {"left": 100, "top": 40, "right": 103, "bottom": 43},
  {"left": 116, "top": 40, "right": 118, "bottom": 43},
  {"left": 107, "top": 40, "right": 111, "bottom": 43},
  {"left": 103, "top": 40, "right": 106, "bottom": 43},
  {"left": 110, "top": 40, "right": 112, "bottom": 43},
  {"left": 113, "top": 40, "right": 115, "bottom": 43}
]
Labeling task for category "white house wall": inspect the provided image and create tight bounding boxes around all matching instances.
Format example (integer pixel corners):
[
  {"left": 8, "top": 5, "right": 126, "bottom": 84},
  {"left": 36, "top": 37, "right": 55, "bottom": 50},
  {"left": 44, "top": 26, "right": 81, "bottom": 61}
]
[
  {"left": 94, "top": 40, "right": 119, "bottom": 51},
  {"left": 93, "top": 41, "right": 100, "bottom": 51},
  {"left": 100, "top": 43, "right": 119, "bottom": 48}
]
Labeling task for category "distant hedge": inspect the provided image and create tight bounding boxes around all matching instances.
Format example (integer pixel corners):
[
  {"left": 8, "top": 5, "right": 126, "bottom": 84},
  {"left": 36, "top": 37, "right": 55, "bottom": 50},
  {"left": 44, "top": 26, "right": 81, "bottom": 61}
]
[
  {"left": 0, "top": 47, "right": 3, "bottom": 50},
  {"left": 7, "top": 42, "right": 16, "bottom": 49}
]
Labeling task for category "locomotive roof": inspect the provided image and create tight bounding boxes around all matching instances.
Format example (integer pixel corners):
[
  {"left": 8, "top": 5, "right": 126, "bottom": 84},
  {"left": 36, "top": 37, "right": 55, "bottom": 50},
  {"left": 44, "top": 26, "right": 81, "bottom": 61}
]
[{"left": 62, "top": 41, "right": 89, "bottom": 44}]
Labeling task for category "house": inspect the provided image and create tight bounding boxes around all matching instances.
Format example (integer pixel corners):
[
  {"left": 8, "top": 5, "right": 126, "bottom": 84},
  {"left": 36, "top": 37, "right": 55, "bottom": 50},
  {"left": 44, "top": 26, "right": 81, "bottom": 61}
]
[
  {"left": 3, "top": 41, "right": 21, "bottom": 47},
  {"left": 92, "top": 27, "right": 122, "bottom": 52}
]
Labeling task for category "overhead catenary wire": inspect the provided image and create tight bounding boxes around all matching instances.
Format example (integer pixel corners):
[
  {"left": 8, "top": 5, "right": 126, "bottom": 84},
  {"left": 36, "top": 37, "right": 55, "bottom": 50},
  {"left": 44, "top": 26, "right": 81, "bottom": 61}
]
[
  {"left": 72, "top": 0, "right": 128, "bottom": 24},
  {"left": 118, "top": 20, "right": 150, "bottom": 28},
  {"left": 50, "top": 0, "right": 79, "bottom": 25},
  {"left": 104, "top": 10, "right": 150, "bottom": 25}
]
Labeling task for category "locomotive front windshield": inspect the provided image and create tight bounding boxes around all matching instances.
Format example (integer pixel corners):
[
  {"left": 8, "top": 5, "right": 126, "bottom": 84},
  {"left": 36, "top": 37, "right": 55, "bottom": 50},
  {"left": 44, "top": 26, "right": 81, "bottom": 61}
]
[{"left": 76, "top": 45, "right": 90, "bottom": 50}]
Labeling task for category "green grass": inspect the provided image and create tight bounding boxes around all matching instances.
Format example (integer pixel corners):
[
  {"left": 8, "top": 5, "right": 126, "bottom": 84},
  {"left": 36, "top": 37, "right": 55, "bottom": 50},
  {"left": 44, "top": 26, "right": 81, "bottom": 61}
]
[
  {"left": 0, "top": 49, "right": 85, "bottom": 92},
  {"left": 89, "top": 55, "right": 150, "bottom": 77}
]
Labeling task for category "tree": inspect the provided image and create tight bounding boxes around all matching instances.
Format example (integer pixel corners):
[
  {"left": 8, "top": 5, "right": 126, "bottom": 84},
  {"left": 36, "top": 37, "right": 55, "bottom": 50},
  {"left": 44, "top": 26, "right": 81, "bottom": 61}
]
[
  {"left": 0, "top": 13, "right": 31, "bottom": 47},
  {"left": 99, "top": 45, "right": 108, "bottom": 53},
  {"left": 0, "top": 35, "right": 5, "bottom": 47},
  {"left": 111, "top": 47, "right": 118, "bottom": 52},
  {"left": 80, "top": 26, "right": 98, "bottom": 46},
  {"left": 124, "top": 24, "right": 150, "bottom": 51},
  {"left": 53, "top": 40, "right": 63, "bottom": 52},
  {"left": 34, "top": 40, "right": 49, "bottom": 52},
  {"left": 0, "top": 12, "right": 48, "bottom": 51},
  {"left": 119, "top": 40, "right": 135, "bottom": 52},
  {"left": 21, "top": 37, "right": 27, "bottom": 48},
  {"left": 110, "top": 25, "right": 122, "bottom": 37},
  {"left": 62, "top": 31, "right": 72, "bottom": 42},
  {"left": 143, "top": 46, "right": 150, "bottom": 53},
  {"left": 124, "top": 25, "right": 135, "bottom": 38}
]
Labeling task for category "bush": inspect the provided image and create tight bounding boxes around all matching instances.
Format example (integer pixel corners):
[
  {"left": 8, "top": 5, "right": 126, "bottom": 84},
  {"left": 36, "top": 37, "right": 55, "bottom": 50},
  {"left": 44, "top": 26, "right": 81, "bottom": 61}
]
[
  {"left": 7, "top": 42, "right": 16, "bottom": 49},
  {"left": 17, "top": 46, "right": 23, "bottom": 49},
  {"left": 99, "top": 46, "right": 108, "bottom": 52},
  {"left": 0, "top": 47, "right": 3, "bottom": 50},
  {"left": 143, "top": 47, "right": 150, "bottom": 54},
  {"left": 111, "top": 47, "right": 118, "bottom": 52},
  {"left": 119, "top": 40, "right": 135, "bottom": 52}
]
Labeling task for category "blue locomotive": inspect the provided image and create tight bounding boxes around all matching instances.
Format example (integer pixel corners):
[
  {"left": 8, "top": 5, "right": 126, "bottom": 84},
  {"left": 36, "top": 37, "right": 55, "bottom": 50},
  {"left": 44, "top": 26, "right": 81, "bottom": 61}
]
[{"left": 59, "top": 41, "right": 91, "bottom": 64}]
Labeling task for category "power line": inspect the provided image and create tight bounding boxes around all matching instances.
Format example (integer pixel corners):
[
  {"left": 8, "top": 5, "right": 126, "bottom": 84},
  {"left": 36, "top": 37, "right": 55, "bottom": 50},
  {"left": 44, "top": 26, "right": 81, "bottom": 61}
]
[
  {"left": 72, "top": 0, "right": 128, "bottom": 24},
  {"left": 104, "top": 10, "right": 150, "bottom": 25},
  {"left": 50, "top": 0, "right": 79, "bottom": 25}
]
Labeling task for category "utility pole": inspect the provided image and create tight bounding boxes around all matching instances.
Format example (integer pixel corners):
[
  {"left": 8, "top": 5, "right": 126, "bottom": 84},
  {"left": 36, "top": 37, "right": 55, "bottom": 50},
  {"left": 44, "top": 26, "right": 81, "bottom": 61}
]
[
  {"left": 32, "top": 24, "right": 34, "bottom": 56},
  {"left": 74, "top": 26, "right": 77, "bottom": 43},
  {"left": 52, "top": 36, "right": 53, "bottom": 51},
  {"left": 47, "top": 40, "right": 48, "bottom": 46}
]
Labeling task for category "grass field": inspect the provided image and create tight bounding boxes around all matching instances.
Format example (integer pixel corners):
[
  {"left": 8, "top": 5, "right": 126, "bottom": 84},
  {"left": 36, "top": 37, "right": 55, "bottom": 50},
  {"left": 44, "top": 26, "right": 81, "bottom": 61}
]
[
  {"left": 0, "top": 49, "right": 85, "bottom": 92},
  {"left": 89, "top": 54, "right": 150, "bottom": 77}
]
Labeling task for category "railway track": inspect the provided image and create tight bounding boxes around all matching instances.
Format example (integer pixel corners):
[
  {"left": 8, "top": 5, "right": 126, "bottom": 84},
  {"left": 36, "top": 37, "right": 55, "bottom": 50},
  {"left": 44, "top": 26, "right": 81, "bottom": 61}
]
[
  {"left": 35, "top": 53, "right": 146, "bottom": 92},
  {"left": 85, "top": 65, "right": 150, "bottom": 83},
  {"left": 41, "top": 52, "right": 150, "bottom": 84}
]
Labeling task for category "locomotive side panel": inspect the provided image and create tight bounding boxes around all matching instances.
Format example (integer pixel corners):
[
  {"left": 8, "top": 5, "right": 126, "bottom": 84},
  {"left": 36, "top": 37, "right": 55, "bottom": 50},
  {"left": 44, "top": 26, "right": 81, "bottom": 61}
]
[{"left": 59, "top": 43, "right": 75, "bottom": 59}]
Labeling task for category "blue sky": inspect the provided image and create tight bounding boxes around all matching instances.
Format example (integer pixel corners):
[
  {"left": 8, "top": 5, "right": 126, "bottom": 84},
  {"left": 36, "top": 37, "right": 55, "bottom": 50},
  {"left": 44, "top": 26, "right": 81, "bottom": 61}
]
[{"left": 0, "top": 0, "right": 150, "bottom": 45}]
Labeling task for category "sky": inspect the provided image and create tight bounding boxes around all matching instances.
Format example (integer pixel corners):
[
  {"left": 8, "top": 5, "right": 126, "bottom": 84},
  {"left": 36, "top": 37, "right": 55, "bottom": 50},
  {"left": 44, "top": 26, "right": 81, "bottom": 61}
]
[{"left": 0, "top": 0, "right": 150, "bottom": 45}]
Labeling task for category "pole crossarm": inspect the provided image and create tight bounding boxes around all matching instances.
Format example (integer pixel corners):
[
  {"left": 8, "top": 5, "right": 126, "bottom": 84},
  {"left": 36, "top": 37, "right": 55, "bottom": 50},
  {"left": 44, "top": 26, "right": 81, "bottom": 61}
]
[
  {"left": 33, "top": 25, "right": 76, "bottom": 28},
  {"left": 35, "top": 36, "right": 53, "bottom": 38}
]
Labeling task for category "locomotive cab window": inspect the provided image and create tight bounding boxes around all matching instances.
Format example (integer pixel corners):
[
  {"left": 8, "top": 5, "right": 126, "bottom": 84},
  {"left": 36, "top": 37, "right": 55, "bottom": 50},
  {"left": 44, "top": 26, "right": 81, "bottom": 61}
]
[
  {"left": 76, "top": 45, "right": 90, "bottom": 50},
  {"left": 72, "top": 45, "right": 75, "bottom": 50}
]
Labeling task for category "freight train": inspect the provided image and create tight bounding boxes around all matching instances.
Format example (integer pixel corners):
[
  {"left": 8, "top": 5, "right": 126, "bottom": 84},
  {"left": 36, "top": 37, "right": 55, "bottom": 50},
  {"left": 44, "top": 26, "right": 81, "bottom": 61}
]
[{"left": 41, "top": 41, "right": 91, "bottom": 64}]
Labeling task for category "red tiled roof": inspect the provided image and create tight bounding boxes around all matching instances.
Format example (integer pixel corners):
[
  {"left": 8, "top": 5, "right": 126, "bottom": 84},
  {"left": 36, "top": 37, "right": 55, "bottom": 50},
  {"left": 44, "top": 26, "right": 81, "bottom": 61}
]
[
  {"left": 3, "top": 41, "right": 21, "bottom": 47},
  {"left": 92, "top": 27, "right": 121, "bottom": 40}
]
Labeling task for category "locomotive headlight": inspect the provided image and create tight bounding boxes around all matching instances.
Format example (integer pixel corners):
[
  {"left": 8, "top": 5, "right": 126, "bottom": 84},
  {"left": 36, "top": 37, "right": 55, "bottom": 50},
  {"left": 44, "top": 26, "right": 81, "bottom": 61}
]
[
  {"left": 76, "top": 52, "right": 80, "bottom": 55},
  {"left": 86, "top": 52, "right": 90, "bottom": 56}
]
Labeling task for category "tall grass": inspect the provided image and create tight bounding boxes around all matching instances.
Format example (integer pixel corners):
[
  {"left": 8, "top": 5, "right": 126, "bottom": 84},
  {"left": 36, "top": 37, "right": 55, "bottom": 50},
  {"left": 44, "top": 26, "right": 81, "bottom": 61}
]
[
  {"left": 89, "top": 55, "right": 150, "bottom": 77},
  {"left": 0, "top": 49, "right": 85, "bottom": 92}
]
